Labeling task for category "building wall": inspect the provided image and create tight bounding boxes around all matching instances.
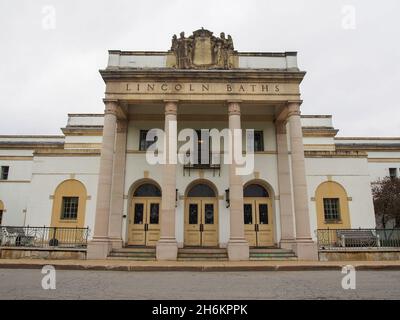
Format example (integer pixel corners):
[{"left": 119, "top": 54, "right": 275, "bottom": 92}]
[
  {"left": 25, "top": 156, "right": 100, "bottom": 236},
  {"left": 367, "top": 152, "right": 400, "bottom": 182},
  {"left": 123, "top": 119, "right": 280, "bottom": 247},
  {"left": 305, "top": 156, "right": 376, "bottom": 240},
  {"left": 0, "top": 150, "right": 33, "bottom": 225},
  {"left": 1, "top": 114, "right": 398, "bottom": 246}
]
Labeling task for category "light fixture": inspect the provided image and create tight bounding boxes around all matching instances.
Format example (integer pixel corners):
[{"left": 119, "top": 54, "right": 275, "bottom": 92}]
[{"left": 225, "top": 189, "right": 230, "bottom": 208}]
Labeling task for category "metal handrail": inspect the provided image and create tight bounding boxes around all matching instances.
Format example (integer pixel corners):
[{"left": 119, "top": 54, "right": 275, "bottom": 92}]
[
  {"left": 0, "top": 226, "right": 90, "bottom": 249},
  {"left": 316, "top": 228, "right": 400, "bottom": 250}
]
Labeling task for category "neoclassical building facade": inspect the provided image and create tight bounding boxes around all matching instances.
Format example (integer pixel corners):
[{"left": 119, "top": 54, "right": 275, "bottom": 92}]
[{"left": 1, "top": 30, "right": 399, "bottom": 260}]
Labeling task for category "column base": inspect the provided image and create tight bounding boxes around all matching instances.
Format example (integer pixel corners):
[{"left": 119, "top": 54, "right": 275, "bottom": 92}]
[
  {"left": 227, "top": 239, "right": 249, "bottom": 261},
  {"left": 87, "top": 238, "right": 111, "bottom": 259},
  {"left": 108, "top": 237, "right": 123, "bottom": 250},
  {"left": 279, "top": 239, "right": 296, "bottom": 251},
  {"left": 156, "top": 238, "right": 178, "bottom": 261},
  {"left": 294, "top": 239, "right": 318, "bottom": 261}
]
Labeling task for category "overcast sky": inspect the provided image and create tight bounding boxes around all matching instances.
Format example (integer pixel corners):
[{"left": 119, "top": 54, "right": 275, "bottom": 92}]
[{"left": 0, "top": 0, "right": 399, "bottom": 136}]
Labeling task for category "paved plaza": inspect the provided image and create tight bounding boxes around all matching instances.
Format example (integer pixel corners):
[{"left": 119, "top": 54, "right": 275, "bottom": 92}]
[{"left": 0, "top": 268, "right": 399, "bottom": 300}]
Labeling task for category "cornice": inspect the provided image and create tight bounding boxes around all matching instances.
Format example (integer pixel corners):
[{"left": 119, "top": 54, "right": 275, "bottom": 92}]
[
  {"left": 335, "top": 137, "right": 400, "bottom": 141},
  {"left": 302, "top": 127, "right": 339, "bottom": 138},
  {"left": 109, "top": 50, "right": 298, "bottom": 58},
  {"left": 34, "top": 149, "right": 101, "bottom": 157},
  {"left": 0, "top": 142, "right": 64, "bottom": 149},
  {"left": 61, "top": 126, "right": 103, "bottom": 136},
  {"left": 99, "top": 69, "right": 306, "bottom": 82},
  {"left": 0, "top": 156, "right": 33, "bottom": 161},
  {"left": 336, "top": 143, "right": 400, "bottom": 151},
  {"left": 0, "top": 135, "right": 64, "bottom": 139},
  {"left": 305, "top": 150, "right": 368, "bottom": 158}
]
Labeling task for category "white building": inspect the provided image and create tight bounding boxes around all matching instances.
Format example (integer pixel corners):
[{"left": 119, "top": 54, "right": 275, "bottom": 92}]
[{"left": 1, "top": 29, "right": 399, "bottom": 261}]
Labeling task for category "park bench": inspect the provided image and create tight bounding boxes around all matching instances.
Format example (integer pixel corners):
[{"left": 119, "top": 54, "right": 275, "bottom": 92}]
[{"left": 337, "top": 229, "right": 380, "bottom": 247}]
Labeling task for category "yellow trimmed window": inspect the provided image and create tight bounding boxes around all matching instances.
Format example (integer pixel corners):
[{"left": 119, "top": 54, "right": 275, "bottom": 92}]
[
  {"left": 323, "top": 198, "right": 341, "bottom": 223},
  {"left": 61, "top": 196, "right": 79, "bottom": 220}
]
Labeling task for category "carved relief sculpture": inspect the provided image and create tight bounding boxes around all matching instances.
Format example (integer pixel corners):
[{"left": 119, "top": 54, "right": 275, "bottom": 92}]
[{"left": 170, "top": 28, "right": 236, "bottom": 69}]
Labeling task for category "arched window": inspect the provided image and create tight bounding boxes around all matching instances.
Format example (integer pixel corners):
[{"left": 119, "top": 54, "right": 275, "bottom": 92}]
[
  {"left": 51, "top": 179, "right": 87, "bottom": 228},
  {"left": 315, "top": 181, "right": 350, "bottom": 229},
  {"left": 243, "top": 184, "right": 269, "bottom": 197},
  {"left": 133, "top": 183, "right": 161, "bottom": 197},
  {"left": 187, "top": 183, "right": 216, "bottom": 197}
]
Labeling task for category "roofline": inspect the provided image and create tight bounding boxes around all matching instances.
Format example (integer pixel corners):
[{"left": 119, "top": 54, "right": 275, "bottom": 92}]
[
  {"left": 238, "top": 52, "right": 297, "bottom": 57},
  {"left": 301, "top": 115, "right": 332, "bottom": 118},
  {"left": 108, "top": 50, "right": 169, "bottom": 55},
  {"left": 336, "top": 137, "right": 400, "bottom": 140},
  {"left": 0, "top": 135, "right": 64, "bottom": 138},
  {"left": 100, "top": 68, "right": 306, "bottom": 82},
  {"left": 67, "top": 114, "right": 104, "bottom": 117},
  {"left": 108, "top": 50, "right": 298, "bottom": 57}
]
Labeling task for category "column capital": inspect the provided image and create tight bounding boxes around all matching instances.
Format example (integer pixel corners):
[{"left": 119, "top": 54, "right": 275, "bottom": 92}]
[
  {"left": 286, "top": 101, "right": 302, "bottom": 118},
  {"left": 275, "top": 120, "right": 287, "bottom": 134},
  {"left": 164, "top": 100, "right": 178, "bottom": 115},
  {"left": 103, "top": 99, "right": 119, "bottom": 116},
  {"left": 116, "top": 119, "right": 128, "bottom": 133},
  {"left": 287, "top": 100, "right": 303, "bottom": 106},
  {"left": 227, "top": 101, "right": 241, "bottom": 116}
]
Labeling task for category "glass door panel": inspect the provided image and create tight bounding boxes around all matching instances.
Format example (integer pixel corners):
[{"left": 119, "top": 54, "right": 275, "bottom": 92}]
[
  {"left": 146, "top": 200, "right": 161, "bottom": 246},
  {"left": 128, "top": 200, "right": 146, "bottom": 246},
  {"left": 201, "top": 200, "right": 218, "bottom": 247},
  {"left": 243, "top": 200, "right": 257, "bottom": 247},
  {"left": 184, "top": 200, "right": 201, "bottom": 246},
  {"left": 256, "top": 199, "right": 273, "bottom": 247}
]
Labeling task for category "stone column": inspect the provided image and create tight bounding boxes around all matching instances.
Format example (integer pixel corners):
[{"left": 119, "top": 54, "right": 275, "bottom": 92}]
[
  {"left": 227, "top": 101, "right": 249, "bottom": 261},
  {"left": 156, "top": 100, "right": 178, "bottom": 260},
  {"left": 275, "top": 120, "right": 296, "bottom": 249},
  {"left": 87, "top": 99, "right": 118, "bottom": 259},
  {"left": 287, "top": 101, "right": 318, "bottom": 260},
  {"left": 108, "top": 119, "right": 128, "bottom": 249}
]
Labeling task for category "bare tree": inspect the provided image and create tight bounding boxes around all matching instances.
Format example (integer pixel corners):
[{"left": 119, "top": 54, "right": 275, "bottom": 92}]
[{"left": 372, "top": 177, "right": 400, "bottom": 228}]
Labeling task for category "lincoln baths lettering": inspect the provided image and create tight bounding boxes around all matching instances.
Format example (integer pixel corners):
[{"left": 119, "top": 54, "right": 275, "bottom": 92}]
[{"left": 124, "top": 82, "right": 282, "bottom": 94}]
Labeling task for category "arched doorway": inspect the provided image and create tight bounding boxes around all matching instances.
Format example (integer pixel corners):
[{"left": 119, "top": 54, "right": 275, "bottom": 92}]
[
  {"left": 184, "top": 181, "right": 219, "bottom": 247},
  {"left": 243, "top": 183, "right": 274, "bottom": 247},
  {"left": 128, "top": 182, "right": 162, "bottom": 246}
]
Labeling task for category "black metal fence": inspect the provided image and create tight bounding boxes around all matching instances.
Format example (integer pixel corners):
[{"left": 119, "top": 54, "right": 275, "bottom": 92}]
[
  {"left": 317, "top": 228, "right": 400, "bottom": 250},
  {"left": 0, "top": 226, "right": 89, "bottom": 249}
]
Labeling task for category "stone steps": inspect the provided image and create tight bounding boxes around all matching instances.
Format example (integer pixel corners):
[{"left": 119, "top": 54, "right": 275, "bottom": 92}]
[
  {"left": 107, "top": 256, "right": 157, "bottom": 261},
  {"left": 112, "top": 247, "right": 156, "bottom": 253},
  {"left": 249, "top": 256, "right": 298, "bottom": 261},
  {"left": 177, "top": 248, "right": 228, "bottom": 261},
  {"left": 249, "top": 248, "right": 297, "bottom": 261},
  {"left": 108, "top": 247, "right": 156, "bottom": 261},
  {"left": 178, "top": 248, "right": 227, "bottom": 254},
  {"left": 107, "top": 247, "right": 297, "bottom": 261}
]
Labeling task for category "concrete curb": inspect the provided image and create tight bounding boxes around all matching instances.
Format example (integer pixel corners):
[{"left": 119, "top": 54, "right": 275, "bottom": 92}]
[{"left": 1, "top": 261, "right": 400, "bottom": 272}]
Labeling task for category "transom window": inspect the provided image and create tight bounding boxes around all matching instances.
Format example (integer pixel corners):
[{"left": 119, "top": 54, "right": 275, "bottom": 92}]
[
  {"left": 1, "top": 166, "right": 9, "bottom": 180},
  {"left": 187, "top": 183, "right": 216, "bottom": 197},
  {"left": 133, "top": 183, "right": 161, "bottom": 197},
  {"left": 139, "top": 130, "right": 158, "bottom": 151},
  {"left": 61, "top": 197, "right": 79, "bottom": 220},
  {"left": 323, "top": 198, "right": 341, "bottom": 222},
  {"left": 243, "top": 184, "right": 269, "bottom": 197}
]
